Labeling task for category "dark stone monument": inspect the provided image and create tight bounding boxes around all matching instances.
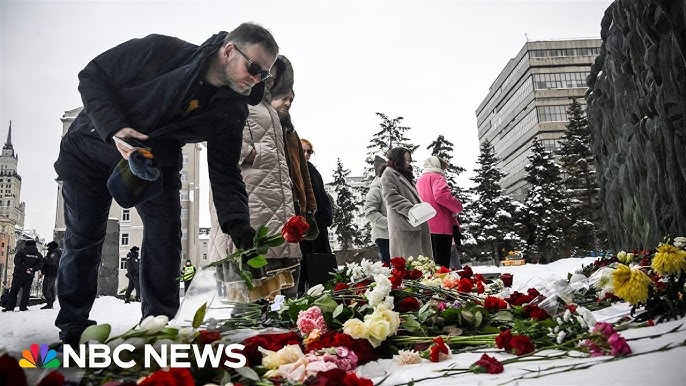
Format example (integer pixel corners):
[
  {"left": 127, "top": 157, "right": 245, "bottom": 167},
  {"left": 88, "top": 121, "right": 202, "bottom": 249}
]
[
  {"left": 97, "top": 219, "right": 120, "bottom": 296},
  {"left": 586, "top": 0, "right": 686, "bottom": 249}
]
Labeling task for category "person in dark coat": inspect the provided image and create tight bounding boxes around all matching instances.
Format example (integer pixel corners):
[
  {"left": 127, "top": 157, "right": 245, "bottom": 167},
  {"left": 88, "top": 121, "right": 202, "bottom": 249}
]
[
  {"left": 298, "top": 139, "right": 334, "bottom": 294},
  {"left": 124, "top": 246, "right": 141, "bottom": 303},
  {"left": 40, "top": 241, "right": 62, "bottom": 309},
  {"left": 52, "top": 23, "right": 279, "bottom": 345},
  {"left": 2, "top": 240, "right": 44, "bottom": 312}
]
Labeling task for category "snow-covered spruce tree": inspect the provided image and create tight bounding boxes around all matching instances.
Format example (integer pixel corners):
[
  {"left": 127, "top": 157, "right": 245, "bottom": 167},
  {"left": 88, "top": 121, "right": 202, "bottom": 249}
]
[
  {"left": 523, "top": 138, "right": 570, "bottom": 263},
  {"left": 464, "top": 140, "right": 524, "bottom": 262},
  {"left": 426, "top": 134, "right": 469, "bottom": 203},
  {"left": 331, "top": 158, "right": 363, "bottom": 251},
  {"left": 363, "top": 112, "right": 419, "bottom": 180},
  {"left": 556, "top": 98, "right": 607, "bottom": 255}
]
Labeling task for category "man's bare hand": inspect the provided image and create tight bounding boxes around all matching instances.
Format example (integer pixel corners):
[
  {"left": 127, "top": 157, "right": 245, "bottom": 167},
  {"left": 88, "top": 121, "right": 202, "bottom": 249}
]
[{"left": 113, "top": 127, "right": 149, "bottom": 159}]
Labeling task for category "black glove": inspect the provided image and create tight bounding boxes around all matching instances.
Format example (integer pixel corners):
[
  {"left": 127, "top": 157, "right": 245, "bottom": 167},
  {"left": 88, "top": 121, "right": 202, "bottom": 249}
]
[
  {"left": 303, "top": 211, "right": 320, "bottom": 241},
  {"left": 452, "top": 225, "right": 462, "bottom": 247},
  {"left": 222, "top": 220, "right": 256, "bottom": 250}
]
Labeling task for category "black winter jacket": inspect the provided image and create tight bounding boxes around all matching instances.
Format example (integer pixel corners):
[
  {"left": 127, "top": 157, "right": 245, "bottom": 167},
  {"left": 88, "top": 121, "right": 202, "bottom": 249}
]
[
  {"left": 54, "top": 32, "right": 260, "bottom": 227},
  {"left": 307, "top": 162, "right": 333, "bottom": 227},
  {"left": 14, "top": 245, "right": 44, "bottom": 280},
  {"left": 41, "top": 248, "right": 62, "bottom": 276},
  {"left": 126, "top": 252, "right": 140, "bottom": 278}
]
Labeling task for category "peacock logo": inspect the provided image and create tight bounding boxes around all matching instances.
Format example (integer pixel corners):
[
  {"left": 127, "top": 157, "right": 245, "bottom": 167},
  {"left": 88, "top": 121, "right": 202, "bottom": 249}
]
[{"left": 19, "top": 343, "right": 61, "bottom": 368}]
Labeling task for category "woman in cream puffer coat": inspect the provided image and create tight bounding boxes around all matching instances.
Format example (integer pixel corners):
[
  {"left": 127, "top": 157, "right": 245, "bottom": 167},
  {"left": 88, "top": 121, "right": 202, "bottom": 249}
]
[{"left": 208, "top": 61, "right": 300, "bottom": 301}]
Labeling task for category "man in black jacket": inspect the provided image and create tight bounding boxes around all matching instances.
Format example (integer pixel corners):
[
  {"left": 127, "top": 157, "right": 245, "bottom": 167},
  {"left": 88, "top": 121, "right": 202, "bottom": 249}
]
[
  {"left": 40, "top": 241, "right": 62, "bottom": 309},
  {"left": 123, "top": 246, "right": 141, "bottom": 303},
  {"left": 53, "top": 23, "right": 278, "bottom": 345},
  {"left": 2, "top": 239, "right": 44, "bottom": 312}
]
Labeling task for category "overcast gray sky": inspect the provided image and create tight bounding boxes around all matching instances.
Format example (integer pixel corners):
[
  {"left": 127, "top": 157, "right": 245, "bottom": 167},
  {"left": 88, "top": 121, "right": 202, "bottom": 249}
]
[{"left": 0, "top": 0, "right": 613, "bottom": 239}]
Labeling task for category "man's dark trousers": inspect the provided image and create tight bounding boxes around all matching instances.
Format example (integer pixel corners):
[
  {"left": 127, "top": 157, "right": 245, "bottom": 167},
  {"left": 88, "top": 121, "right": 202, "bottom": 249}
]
[
  {"left": 42, "top": 274, "right": 57, "bottom": 307},
  {"left": 56, "top": 166, "right": 181, "bottom": 342}
]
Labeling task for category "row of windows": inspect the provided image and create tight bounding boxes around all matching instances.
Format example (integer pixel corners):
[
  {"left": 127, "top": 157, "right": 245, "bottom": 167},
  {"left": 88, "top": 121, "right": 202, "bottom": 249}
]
[
  {"left": 120, "top": 228, "right": 188, "bottom": 246},
  {"left": 121, "top": 208, "right": 187, "bottom": 221},
  {"left": 493, "top": 108, "right": 538, "bottom": 157},
  {"left": 533, "top": 72, "right": 589, "bottom": 90},
  {"left": 488, "top": 77, "right": 534, "bottom": 131},
  {"left": 529, "top": 47, "right": 600, "bottom": 58}
]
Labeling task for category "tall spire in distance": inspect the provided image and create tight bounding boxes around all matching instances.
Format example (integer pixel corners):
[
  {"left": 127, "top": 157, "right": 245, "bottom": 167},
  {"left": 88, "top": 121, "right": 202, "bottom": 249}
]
[{"left": 3, "top": 121, "right": 13, "bottom": 150}]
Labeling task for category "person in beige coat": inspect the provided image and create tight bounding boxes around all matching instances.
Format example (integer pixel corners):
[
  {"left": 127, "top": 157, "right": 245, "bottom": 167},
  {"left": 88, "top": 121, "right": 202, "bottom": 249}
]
[
  {"left": 380, "top": 147, "right": 433, "bottom": 260},
  {"left": 208, "top": 58, "right": 300, "bottom": 302}
]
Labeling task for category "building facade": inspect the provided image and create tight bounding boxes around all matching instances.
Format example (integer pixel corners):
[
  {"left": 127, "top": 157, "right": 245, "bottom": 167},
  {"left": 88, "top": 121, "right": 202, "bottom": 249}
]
[
  {"left": 475, "top": 39, "right": 601, "bottom": 201},
  {"left": 55, "top": 108, "right": 203, "bottom": 291},
  {"left": 0, "top": 122, "right": 29, "bottom": 289}
]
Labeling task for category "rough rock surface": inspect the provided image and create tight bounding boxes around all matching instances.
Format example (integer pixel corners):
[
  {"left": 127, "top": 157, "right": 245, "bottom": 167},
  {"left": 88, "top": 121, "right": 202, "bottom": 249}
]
[{"left": 586, "top": 0, "right": 686, "bottom": 249}]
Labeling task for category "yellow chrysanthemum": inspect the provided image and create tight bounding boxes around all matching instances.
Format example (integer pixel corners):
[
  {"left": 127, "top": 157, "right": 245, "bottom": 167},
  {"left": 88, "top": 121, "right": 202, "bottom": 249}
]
[
  {"left": 651, "top": 244, "right": 686, "bottom": 276},
  {"left": 612, "top": 264, "right": 651, "bottom": 305}
]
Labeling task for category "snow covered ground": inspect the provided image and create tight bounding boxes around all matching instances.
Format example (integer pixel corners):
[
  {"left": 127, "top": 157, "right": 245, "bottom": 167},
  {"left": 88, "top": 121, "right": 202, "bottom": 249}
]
[{"left": 1, "top": 257, "right": 685, "bottom": 385}]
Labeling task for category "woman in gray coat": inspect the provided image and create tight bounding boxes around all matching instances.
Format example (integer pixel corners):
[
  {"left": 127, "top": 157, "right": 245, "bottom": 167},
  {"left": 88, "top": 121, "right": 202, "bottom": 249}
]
[{"left": 380, "top": 148, "right": 433, "bottom": 260}]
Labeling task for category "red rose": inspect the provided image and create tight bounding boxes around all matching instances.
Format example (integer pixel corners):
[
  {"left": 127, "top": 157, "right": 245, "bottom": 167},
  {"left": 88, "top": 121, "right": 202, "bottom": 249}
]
[
  {"left": 476, "top": 281, "right": 485, "bottom": 294},
  {"left": 495, "top": 329, "right": 513, "bottom": 350},
  {"left": 36, "top": 371, "right": 65, "bottom": 386},
  {"left": 242, "top": 331, "right": 302, "bottom": 366},
  {"left": 0, "top": 354, "right": 27, "bottom": 386},
  {"left": 458, "top": 265, "right": 473, "bottom": 279},
  {"left": 436, "top": 266, "right": 451, "bottom": 274},
  {"left": 396, "top": 296, "right": 421, "bottom": 312},
  {"left": 505, "top": 291, "right": 534, "bottom": 306},
  {"left": 390, "top": 257, "right": 406, "bottom": 268},
  {"left": 566, "top": 304, "right": 578, "bottom": 313},
  {"left": 407, "top": 269, "right": 423, "bottom": 280},
  {"left": 527, "top": 288, "right": 541, "bottom": 298},
  {"left": 196, "top": 329, "right": 222, "bottom": 344},
  {"left": 483, "top": 296, "right": 508, "bottom": 311},
  {"left": 523, "top": 304, "right": 550, "bottom": 321},
  {"left": 281, "top": 215, "right": 310, "bottom": 243},
  {"left": 306, "top": 331, "right": 378, "bottom": 365},
  {"left": 500, "top": 273, "right": 513, "bottom": 287},
  {"left": 314, "top": 369, "right": 374, "bottom": 386},
  {"left": 510, "top": 335, "right": 535, "bottom": 356},
  {"left": 457, "top": 278, "right": 473, "bottom": 293},
  {"left": 428, "top": 336, "right": 450, "bottom": 362},
  {"left": 138, "top": 369, "right": 176, "bottom": 386},
  {"left": 470, "top": 353, "right": 504, "bottom": 374},
  {"left": 333, "top": 282, "right": 350, "bottom": 292}
]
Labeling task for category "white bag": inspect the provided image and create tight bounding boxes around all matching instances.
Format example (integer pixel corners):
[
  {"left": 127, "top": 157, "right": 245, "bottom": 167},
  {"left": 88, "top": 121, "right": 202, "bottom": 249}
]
[{"left": 407, "top": 202, "right": 437, "bottom": 227}]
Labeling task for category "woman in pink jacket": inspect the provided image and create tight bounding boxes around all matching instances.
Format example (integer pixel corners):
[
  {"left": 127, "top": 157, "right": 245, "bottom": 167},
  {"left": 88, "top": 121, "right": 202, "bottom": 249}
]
[{"left": 416, "top": 156, "right": 463, "bottom": 268}]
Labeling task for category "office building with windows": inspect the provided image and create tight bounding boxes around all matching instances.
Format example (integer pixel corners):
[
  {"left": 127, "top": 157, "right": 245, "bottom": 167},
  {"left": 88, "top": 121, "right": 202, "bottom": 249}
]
[
  {"left": 475, "top": 39, "right": 601, "bottom": 201},
  {"left": 55, "top": 108, "right": 203, "bottom": 291}
]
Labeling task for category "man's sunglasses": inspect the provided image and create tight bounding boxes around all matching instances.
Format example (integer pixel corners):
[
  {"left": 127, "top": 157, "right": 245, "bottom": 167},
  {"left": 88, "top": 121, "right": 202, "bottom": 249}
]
[{"left": 234, "top": 46, "right": 272, "bottom": 81}]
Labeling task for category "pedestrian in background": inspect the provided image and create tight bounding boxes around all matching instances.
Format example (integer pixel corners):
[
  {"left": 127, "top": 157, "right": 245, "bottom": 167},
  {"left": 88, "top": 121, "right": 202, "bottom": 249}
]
[
  {"left": 2, "top": 239, "right": 43, "bottom": 312},
  {"left": 124, "top": 246, "right": 140, "bottom": 303},
  {"left": 364, "top": 156, "right": 390, "bottom": 264},
  {"left": 381, "top": 148, "right": 433, "bottom": 260},
  {"left": 416, "top": 156, "right": 463, "bottom": 268},
  {"left": 298, "top": 138, "right": 334, "bottom": 293},
  {"left": 182, "top": 259, "right": 196, "bottom": 294},
  {"left": 40, "top": 241, "right": 62, "bottom": 309}
]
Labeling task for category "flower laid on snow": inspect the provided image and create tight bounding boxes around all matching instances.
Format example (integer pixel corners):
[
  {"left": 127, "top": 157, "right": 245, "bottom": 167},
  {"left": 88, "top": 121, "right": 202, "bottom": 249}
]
[
  {"left": 421, "top": 336, "right": 452, "bottom": 362},
  {"left": 612, "top": 264, "right": 651, "bottom": 304},
  {"left": 651, "top": 243, "right": 686, "bottom": 276},
  {"left": 470, "top": 353, "right": 504, "bottom": 374},
  {"left": 582, "top": 322, "right": 632, "bottom": 357},
  {"left": 495, "top": 329, "right": 535, "bottom": 356},
  {"left": 394, "top": 349, "right": 422, "bottom": 365}
]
